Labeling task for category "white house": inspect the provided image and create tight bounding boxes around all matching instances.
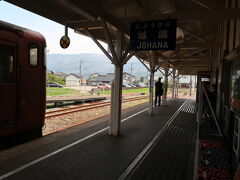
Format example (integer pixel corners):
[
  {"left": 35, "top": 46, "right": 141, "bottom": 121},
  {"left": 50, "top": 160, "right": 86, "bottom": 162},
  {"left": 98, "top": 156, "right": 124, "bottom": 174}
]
[{"left": 65, "top": 73, "right": 81, "bottom": 87}]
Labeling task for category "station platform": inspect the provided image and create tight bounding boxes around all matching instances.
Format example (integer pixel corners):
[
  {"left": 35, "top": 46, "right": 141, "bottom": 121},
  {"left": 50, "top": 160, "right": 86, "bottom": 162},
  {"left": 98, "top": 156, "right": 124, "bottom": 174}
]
[
  {"left": 0, "top": 98, "right": 197, "bottom": 180},
  {"left": 46, "top": 96, "right": 107, "bottom": 108}
]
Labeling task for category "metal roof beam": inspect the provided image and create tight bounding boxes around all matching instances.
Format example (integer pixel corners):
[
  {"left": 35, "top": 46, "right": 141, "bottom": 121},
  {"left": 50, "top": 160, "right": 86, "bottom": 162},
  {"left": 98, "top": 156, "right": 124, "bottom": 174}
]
[
  {"left": 176, "top": 42, "right": 222, "bottom": 49},
  {"left": 171, "top": 56, "right": 210, "bottom": 59},
  {"left": 102, "top": 20, "right": 118, "bottom": 61},
  {"left": 192, "top": 0, "right": 213, "bottom": 10},
  {"left": 192, "top": 49, "right": 208, "bottom": 56},
  {"left": 158, "top": 53, "right": 175, "bottom": 67},
  {"left": 102, "top": 0, "right": 135, "bottom": 10},
  {"left": 179, "top": 26, "right": 207, "bottom": 43},
  {"left": 136, "top": 57, "right": 150, "bottom": 71},
  {"left": 171, "top": 59, "right": 200, "bottom": 61},
  {"left": 122, "top": 51, "right": 136, "bottom": 65},
  {"left": 84, "top": 29, "right": 115, "bottom": 64},
  {"left": 72, "top": 20, "right": 102, "bottom": 30},
  {"left": 55, "top": 0, "right": 96, "bottom": 21},
  {"left": 120, "top": 8, "right": 240, "bottom": 23},
  {"left": 181, "top": 65, "right": 209, "bottom": 67},
  {"left": 158, "top": 68, "right": 165, "bottom": 76}
]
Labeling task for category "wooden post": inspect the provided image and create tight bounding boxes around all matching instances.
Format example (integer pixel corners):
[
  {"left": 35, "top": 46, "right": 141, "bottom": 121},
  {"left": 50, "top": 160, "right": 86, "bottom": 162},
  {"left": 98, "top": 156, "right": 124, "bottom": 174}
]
[
  {"left": 176, "top": 71, "right": 180, "bottom": 98},
  {"left": 148, "top": 51, "right": 156, "bottom": 115},
  {"left": 163, "top": 66, "right": 169, "bottom": 105},
  {"left": 87, "top": 26, "right": 135, "bottom": 136},
  {"left": 149, "top": 70, "right": 154, "bottom": 115},
  {"left": 109, "top": 31, "right": 123, "bottom": 136},
  {"left": 172, "top": 68, "right": 176, "bottom": 98},
  {"left": 109, "top": 64, "right": 123, "bottom": 136}
]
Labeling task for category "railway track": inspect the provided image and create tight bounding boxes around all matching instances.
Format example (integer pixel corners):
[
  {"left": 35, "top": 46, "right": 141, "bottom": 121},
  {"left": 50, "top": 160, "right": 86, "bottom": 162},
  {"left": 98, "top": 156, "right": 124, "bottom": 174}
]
[{"left": 45, "top": 96, "right": 148, "bottom": 119}]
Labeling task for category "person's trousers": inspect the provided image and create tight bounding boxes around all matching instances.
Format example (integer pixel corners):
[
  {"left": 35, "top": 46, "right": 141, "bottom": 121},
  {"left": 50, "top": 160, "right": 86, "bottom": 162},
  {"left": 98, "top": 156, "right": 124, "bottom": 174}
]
[{"left": 155, "top": 95, "right": 161, "bottom": 106}]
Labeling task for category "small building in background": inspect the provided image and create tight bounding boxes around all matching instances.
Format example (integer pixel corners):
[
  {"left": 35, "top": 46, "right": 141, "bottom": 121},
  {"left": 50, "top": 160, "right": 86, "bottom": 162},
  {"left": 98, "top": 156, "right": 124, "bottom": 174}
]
[
  {"left": 65, "top": 73, "right": 82, "bottom": 87},
  {"left": 87, "top": 73, "right": 114, "bottom": 85},
  {"left": 87, "top": 72, "right": 136, "bottom": 86},
  {"left": 89, "top": 73, "right": 101, "bottom": 79},
  {"left": 95, "top": 73, "right": 115, "bottom": 84},
  {"left": 87, "top": 73, "right": 101, "bottom": 86}
]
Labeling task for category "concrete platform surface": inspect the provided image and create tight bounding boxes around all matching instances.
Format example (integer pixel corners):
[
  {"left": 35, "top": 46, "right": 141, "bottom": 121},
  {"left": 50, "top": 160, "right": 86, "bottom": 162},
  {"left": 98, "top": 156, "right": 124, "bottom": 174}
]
[{"left": 0, "top": 98, "right": 196, "bottom": 180}]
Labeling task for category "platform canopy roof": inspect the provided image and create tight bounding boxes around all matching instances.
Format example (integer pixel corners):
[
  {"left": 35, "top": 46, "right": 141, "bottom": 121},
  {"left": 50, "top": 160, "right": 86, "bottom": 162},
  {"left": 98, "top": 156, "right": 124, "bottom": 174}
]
[{"left": 6, "top": 0, "right": 238, "bottom": 75}]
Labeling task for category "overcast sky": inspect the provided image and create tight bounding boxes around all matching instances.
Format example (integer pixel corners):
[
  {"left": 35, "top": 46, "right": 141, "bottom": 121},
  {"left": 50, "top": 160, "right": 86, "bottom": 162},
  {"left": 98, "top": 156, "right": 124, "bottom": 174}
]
[
  {"left": 0, "top": 1, "right": 107, "bottom": 54},
  {"left": 0, "top": 1, "right": 163, "bottom": 77}
]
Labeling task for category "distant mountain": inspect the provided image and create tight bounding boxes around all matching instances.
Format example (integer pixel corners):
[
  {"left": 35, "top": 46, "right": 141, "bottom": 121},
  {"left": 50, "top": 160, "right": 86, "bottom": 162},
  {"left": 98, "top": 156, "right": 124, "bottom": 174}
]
[{"left": 47, "top": 53, "right": 149, "bottom": 77}]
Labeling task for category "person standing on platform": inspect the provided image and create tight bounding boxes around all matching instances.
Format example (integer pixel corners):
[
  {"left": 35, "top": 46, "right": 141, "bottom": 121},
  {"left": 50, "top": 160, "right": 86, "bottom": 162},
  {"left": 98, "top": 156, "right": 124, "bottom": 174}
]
[{"left": 155, "top": 77, "right": 163, "bottom": 106}]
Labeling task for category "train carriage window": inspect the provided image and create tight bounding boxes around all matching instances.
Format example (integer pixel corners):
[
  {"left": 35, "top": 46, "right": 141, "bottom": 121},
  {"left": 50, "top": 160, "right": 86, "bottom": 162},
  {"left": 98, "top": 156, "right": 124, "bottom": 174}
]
[
  {"left": 0, "top": 44, "right": 14, "bottom": 83},
  {"left": 29, "top": 44, "right": 38, "bottom": 66}
]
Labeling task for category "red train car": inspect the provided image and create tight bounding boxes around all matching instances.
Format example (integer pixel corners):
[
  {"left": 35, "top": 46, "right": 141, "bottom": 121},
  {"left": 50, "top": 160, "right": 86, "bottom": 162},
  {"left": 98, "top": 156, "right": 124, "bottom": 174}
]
[{"left": 0, "top": 20, "right": 46, "bottom": 147}]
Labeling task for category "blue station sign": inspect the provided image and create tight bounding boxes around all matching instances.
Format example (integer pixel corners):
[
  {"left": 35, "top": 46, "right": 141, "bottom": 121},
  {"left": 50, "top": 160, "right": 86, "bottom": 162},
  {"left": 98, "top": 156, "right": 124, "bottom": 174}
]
[{"left": 130, "top": 19, "right": 177, "bottom": 51}]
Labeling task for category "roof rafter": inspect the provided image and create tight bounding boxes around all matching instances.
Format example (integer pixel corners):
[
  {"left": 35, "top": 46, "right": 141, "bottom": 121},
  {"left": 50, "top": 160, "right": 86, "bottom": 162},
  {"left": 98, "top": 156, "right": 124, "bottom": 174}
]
[
  {"left": 179, "top": 26, "right": 207, "bottom": 43},
  {"left": 55, "top": 0, "right": 96, "bottom": 21},
  {"left": 101, "top": 0, "right": 136, "bottom": 10},
  {"left": 192, "top": 0, "right": 213, "bottom": 10},
  {"left": 72, "top": 20, "right": 102, "bottom": 30},
  {"left": 177, "top": 42, "right": 222, "bottom": 49},
  {"left": 119, "top": 8, "right": 240, "bottom": 23}
]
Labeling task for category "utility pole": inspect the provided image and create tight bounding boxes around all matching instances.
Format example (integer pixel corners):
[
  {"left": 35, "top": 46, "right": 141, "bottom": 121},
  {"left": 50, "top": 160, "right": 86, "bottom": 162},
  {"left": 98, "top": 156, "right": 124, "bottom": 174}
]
[{"left": 79, "top": 60, "right": 83, "bottom": 86}]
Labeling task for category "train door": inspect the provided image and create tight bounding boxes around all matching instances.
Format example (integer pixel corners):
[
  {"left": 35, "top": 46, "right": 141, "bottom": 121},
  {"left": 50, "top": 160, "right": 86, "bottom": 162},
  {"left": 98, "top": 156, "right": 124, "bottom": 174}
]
[{"left": 0, "top": 40, "right": 17, "bottom": 128}]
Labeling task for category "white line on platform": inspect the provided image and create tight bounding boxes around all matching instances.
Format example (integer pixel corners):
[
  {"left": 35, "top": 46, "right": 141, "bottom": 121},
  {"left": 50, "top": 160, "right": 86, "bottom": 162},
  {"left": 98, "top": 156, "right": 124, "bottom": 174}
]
[
  {"left": 118, "top": 99, "right": 188, "bottom": 180},
  {"left": 0, "top": 108, "right": 149, "bottom": 180}
]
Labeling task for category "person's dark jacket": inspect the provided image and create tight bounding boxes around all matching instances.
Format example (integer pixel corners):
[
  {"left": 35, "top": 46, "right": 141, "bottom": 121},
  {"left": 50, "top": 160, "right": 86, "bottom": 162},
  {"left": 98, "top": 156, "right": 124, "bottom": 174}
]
[{"left": 155, "top": 81, "right": 163, "bottom": 95}]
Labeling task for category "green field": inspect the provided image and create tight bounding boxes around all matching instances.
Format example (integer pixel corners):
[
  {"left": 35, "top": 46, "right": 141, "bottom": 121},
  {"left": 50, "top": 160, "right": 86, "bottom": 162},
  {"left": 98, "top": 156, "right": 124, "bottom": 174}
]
[
  {"left": 46, "top": 87, "right": 149, "bottom": 96},
  {"left": 46, "top": 88, "right": 80, "bottom": 96},
  {"left": 46, "top": 87, "right": 193, "bottom": 97}
]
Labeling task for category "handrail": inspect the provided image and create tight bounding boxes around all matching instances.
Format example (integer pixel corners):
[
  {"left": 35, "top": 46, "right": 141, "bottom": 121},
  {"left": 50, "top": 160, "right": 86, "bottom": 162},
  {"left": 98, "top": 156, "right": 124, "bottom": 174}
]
[{"left": 202, "top": 86, "right": 223, "bottom": 136}]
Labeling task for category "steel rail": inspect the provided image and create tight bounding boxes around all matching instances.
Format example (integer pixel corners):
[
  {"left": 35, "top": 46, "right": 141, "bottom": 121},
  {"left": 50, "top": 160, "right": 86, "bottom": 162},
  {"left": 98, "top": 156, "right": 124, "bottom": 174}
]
[
  {"left": 46, "top": 96, "right": 148, "bottom": 115},
  {"left": 45, "top": 96, "right": 148, "bottom": 119}
]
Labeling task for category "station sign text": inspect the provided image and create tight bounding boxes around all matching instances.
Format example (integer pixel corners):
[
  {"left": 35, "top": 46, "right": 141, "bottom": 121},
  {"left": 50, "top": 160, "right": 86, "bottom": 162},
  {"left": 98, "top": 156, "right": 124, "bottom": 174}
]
[{"left": 130, "top": 19, "right": 177, "bottom": 51}]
